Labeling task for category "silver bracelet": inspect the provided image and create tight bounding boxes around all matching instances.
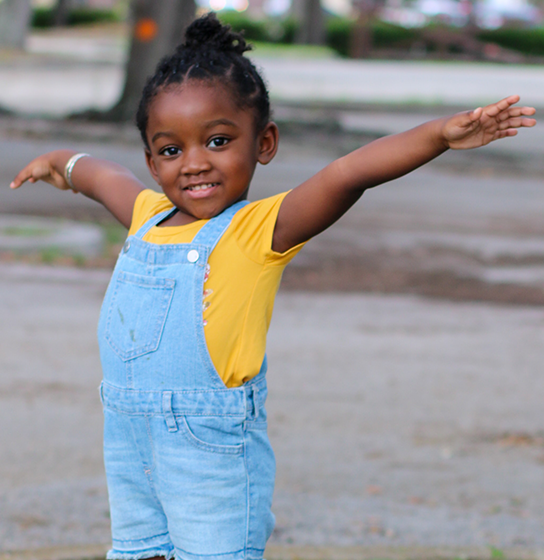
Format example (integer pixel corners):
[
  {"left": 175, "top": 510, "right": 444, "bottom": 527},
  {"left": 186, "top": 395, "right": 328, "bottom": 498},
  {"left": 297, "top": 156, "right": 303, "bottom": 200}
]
[{"left": 64, "top": 153, "right": 90, "bottom": 190}]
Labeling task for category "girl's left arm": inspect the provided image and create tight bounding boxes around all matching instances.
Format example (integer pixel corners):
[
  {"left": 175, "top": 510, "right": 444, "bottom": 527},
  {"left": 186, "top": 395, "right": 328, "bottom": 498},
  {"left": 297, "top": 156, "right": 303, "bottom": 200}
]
[{"left": 272, "top": 95, "right": 535, "bottom": 253}]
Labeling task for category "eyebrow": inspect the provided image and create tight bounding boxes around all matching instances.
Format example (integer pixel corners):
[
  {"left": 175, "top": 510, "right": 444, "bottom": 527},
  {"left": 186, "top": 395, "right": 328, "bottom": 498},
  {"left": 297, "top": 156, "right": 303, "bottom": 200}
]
[
  {"left": 151, "top": 131, "right": 173, "bottom": 144},
  {"left": 151, "top": 119, "right": 239, "bottom": 145},
  {"left": 203, "top": 118, "right": 239, "bottom": 130}
]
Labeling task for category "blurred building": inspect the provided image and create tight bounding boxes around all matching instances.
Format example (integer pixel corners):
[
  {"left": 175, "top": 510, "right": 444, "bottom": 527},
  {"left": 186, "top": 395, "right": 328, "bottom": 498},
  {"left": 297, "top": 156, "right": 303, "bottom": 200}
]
[
  {"left": 379, "top": 0, "right": 541, "bottom": 27},
  {"left": 31, "top": 0, "right": 121, "bottom": 7}
]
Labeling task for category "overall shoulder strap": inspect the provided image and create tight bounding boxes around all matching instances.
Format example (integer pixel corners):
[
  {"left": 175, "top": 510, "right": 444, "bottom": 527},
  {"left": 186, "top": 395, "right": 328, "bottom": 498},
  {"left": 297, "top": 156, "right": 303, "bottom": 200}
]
[
  {"left": 192, "top": 200, "right": 249, "bottom": 251},
  {"left": 132, "top": 207, "right": 178, "bottom": 240}
]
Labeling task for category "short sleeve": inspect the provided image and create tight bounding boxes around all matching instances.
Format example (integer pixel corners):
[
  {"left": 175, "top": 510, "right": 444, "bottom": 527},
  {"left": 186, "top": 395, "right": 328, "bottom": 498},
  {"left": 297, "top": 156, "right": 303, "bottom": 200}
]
[
  {"left": 128, "top": 189, "right": 173, "bottom": 237},
  {"left": 230, "top": 192, "right": 306, "bottom": 266}
]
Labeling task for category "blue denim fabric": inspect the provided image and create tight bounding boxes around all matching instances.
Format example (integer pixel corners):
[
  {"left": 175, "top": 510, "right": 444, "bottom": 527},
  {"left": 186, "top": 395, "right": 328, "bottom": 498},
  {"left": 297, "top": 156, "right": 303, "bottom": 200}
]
[{"left": 97, "top": 202, "right": 276, "bottom": 560}]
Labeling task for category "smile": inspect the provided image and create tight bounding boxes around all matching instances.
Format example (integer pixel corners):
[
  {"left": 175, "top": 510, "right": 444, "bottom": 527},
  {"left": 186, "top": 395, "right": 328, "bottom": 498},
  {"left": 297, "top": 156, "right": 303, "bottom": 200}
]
[{"left": 185, "top": 183, "right": 218, "bottom": 191}]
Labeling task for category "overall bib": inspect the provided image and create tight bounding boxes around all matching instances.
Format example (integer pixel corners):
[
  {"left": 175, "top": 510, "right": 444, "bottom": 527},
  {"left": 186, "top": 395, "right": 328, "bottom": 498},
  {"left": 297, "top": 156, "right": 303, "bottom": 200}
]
[{"left": 97, "top": 202, "right": 276, "bottom": 560}]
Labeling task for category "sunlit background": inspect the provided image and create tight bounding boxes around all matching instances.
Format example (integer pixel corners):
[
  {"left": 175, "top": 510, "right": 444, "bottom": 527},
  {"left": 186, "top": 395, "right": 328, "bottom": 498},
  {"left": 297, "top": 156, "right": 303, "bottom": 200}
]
[
  {"left": 28, "top": 0, "right": 544, "bottom": 31},
  {"left": 20, "top": 0, "right": 544, "bottom": 66}
]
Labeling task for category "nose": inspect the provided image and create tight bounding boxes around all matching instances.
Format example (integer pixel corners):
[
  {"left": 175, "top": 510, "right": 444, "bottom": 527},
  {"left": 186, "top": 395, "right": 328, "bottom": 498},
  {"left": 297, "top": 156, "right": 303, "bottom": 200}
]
[{"left": 181, "top": 147, "right": 211, "bottom": 176}]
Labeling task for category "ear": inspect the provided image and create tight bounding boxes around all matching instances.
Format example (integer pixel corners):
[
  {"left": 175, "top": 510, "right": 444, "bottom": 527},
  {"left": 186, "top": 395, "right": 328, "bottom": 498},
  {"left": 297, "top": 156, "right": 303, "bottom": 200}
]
[
  {"left": 257, "top": 122, "right": 279, "bottom": 165},
  {"left": 145, "top": 149, "right": 161, "bottom": 186}
]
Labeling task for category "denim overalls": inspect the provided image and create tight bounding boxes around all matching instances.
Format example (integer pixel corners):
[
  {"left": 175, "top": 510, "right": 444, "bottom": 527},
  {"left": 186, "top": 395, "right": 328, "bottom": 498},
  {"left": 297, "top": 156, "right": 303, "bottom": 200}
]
[{"left": 97, "top": 201, "right": 276, "bottom": 560}]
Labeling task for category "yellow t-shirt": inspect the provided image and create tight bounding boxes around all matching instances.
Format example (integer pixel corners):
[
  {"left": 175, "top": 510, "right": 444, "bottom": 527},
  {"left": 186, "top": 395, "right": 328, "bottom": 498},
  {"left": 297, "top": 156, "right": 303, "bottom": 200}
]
[{"left": 128, "top": 189, "right": 303, "bottom": 388}]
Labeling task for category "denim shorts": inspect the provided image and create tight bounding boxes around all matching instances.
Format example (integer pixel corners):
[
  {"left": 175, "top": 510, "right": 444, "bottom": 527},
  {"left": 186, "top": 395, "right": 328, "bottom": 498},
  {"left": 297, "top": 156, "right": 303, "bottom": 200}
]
[{"left": 101, "top": 380, "right": 275, "bottom": 560}]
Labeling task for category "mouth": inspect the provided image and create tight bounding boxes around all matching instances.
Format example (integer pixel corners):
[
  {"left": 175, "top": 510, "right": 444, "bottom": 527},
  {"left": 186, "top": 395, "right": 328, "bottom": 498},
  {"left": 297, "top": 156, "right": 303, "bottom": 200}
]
[
  {"left": 184, "top": 183, "right": 218, "bottom": 192},
  {"left": 183, "top": 182, "right": 219, "bottom": 199}
]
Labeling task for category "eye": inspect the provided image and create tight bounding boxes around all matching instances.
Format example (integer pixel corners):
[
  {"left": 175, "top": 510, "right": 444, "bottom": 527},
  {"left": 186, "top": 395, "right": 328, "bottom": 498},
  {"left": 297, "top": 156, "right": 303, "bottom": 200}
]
[
  {"left": 160, "top": 146, "right": 181, "bottom": 156},
  {"left": 208, "top": 137, "right": 229, "bottom": 148}
]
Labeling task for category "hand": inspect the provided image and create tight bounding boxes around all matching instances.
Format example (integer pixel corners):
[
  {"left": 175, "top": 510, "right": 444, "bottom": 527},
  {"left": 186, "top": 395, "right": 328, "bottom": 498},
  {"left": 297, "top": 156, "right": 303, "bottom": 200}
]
[
  {"left": 10, "top": 152, "right": 74, "bottom": 191},
  {"left": 442, "top": 95, "right": 536, "bottom": 150}
]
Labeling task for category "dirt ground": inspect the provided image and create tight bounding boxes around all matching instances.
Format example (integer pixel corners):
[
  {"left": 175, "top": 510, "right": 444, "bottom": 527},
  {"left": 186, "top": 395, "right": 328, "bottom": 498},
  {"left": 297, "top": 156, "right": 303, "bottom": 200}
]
[{"left": 1, "top": 114, "right": 544, "bottom": 557}]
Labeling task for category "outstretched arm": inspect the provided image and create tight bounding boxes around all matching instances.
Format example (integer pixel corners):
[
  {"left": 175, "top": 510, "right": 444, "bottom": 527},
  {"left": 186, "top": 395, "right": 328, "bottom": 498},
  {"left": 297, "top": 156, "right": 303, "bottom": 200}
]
[
  {"left": 10, "top": 150, "right": 145, "bottom": 228},
  {"left": 273, "top": 95, "right": 536, "bottom": 253}
]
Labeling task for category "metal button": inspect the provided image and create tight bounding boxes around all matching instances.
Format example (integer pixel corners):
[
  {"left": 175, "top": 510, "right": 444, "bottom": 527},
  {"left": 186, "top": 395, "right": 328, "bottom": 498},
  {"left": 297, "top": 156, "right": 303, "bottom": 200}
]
[
  {"left": 123, "top": 240, "right": 130, "bottom": 253},
  {"left": 187, "top": 249, "right": 199, "bottom": 263}
]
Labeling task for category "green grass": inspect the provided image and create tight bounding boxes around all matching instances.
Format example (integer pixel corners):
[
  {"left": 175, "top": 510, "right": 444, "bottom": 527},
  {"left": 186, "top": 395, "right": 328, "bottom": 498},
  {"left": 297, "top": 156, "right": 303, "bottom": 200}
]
[
  {"left": 39, "top": 247, "right": 63, "bottom": 264},
  {"left": 102, "top": 222, "right": 127, "bottom": 246},
  {"left": 32, "top": 7, "right": 120, "bottom": 28},
  {"left": 2, "top": 226, "right": 54, "bottom": 237},
  {"left": 478, "top": 26, "right": 544, "bottom": 56},
  {"left": 250, "top": 41, "right": 337, "bottom": 58},
  {"left": 489, "top": 546, "right": 506, "bottom": 559},
  {"left": 1, "top": 221, "right": 127, "bottom": 268}
]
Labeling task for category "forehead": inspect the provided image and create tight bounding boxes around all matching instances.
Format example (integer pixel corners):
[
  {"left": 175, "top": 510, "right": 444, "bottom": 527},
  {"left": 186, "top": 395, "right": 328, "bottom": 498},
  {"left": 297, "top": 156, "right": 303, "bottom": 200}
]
[{"left": 147, "top": 81, "right": 253, "bottom": 135}]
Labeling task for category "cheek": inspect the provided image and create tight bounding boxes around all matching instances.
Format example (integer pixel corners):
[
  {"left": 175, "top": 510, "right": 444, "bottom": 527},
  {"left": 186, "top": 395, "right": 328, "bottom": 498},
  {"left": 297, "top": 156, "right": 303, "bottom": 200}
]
[
  {"left": 158, "top": 162, "right": 180, "bottom": 181},
  {"left": 227, "top": 151, "right": 256, "bottom": 177}
]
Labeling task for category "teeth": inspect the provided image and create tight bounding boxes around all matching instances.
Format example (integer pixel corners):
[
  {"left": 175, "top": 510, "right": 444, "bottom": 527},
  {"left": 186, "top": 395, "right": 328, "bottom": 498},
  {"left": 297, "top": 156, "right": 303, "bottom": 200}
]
[{"left": 188, "top": 183, "right": 215, "bottom": 191}]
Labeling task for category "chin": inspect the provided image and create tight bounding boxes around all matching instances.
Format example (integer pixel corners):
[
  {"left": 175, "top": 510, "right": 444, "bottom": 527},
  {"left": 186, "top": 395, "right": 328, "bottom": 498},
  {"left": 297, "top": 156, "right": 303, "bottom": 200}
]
[{"left": 193, "top": 206, "right": 224, "bottom": 220}]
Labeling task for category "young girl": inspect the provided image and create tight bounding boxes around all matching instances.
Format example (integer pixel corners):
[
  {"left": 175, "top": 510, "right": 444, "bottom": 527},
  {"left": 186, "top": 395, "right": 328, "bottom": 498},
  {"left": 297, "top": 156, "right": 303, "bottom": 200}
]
[{"left": 10, "top": 12, "right": 535, "bottom": 560}]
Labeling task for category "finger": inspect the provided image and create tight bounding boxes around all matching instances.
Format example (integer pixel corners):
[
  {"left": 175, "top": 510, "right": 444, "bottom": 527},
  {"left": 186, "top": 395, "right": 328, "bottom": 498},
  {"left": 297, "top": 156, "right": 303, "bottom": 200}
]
[
  {"left": 10, "top": 168, "right": 35, "bottom": 189},
  {"left": 494, "top": 128, "right": 518, "bottom": 141},
  {"left": 497, "top": 106, "right": 536, "bottom": 121},
  {"left": 499, "top": 117, "right": 536, "bottom": 129},
  {"left": 520, "top": 117, "right": 536, "bottom": 127},
  {"left": 469, "top": 107, "right": 483, "bottom": 122},
  {"left": 483, "top": 95, "right": 521, "bottom": 117},
  {"left": 520, "top": 106, "right": 536, "bottom": 116}
]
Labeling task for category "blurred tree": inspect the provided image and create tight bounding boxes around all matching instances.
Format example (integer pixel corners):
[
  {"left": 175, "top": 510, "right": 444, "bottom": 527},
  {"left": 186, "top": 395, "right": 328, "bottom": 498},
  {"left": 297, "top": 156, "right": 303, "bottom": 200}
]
[
  {"left": 0, "top": 0, "right": 32, "bottom": 50},
  {"left": 350, "top": 0, "right": 386, "bottom": 57},
  {"left": 108, "top": 0, "right": 196, "bottom": 121},
  {"left": 291, "top": 0, "right": 325, "bottom": 45},
  {"left": 54, "top": 0, "right": 73, "bottom": 27}
]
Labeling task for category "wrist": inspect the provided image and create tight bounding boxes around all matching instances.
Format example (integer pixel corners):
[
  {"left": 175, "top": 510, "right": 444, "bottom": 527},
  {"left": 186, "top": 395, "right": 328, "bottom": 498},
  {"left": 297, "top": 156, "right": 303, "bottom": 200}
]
[
  {"left": 64, "top": 153, "right": 91, "bottom": 191},
  {"left": 435, "top": 117, "right": 452, "bottom": 151},
  {"left": 50, "top": 150, "right": 78, "bottom": 178}
]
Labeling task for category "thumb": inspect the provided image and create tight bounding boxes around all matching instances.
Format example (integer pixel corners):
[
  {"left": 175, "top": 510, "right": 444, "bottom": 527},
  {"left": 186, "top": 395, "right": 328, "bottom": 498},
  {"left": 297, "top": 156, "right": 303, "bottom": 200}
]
[{"left": 469, "top": 107, "right": 483, "bottom": 122}]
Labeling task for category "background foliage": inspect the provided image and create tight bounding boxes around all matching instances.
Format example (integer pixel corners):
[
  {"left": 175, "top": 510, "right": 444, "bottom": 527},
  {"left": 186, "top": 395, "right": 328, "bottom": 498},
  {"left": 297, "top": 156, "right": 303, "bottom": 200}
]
[{"left": 30, "top": 6, "right": 544, "bottom": 58}]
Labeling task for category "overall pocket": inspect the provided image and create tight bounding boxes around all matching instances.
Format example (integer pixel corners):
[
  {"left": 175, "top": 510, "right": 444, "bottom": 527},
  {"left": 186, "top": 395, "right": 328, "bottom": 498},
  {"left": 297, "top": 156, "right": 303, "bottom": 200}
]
[
  {"left": 105, "top": 271, "right": 175, "bottom": 361},
  {"left": 178, "top": 415, "right": 244, "bottom": 454}
]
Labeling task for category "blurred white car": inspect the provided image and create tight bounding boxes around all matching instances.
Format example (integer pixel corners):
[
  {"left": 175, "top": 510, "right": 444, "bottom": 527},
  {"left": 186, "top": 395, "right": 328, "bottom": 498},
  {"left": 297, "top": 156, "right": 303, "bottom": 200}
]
[
  {"left": 379, "top": 0, "right": 541, "bottom": 29},
  {"left": 474, "top": 0, "right": 541, "bottom": 28},
  {"left": 415, "top": 0, "right": 471, "bottom": 26},
  {"left": 379, "top": 0, "right": 471, "bottom": 27},
  {"left": 379, "top": 1, "right": 428, "bottom": 27}
]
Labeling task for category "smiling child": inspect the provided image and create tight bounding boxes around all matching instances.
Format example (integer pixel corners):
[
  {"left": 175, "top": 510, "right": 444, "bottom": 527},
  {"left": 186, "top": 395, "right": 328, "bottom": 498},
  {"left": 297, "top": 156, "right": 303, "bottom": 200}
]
[{"left": 10, "top": 12, "right": 536, "bottom": 560}]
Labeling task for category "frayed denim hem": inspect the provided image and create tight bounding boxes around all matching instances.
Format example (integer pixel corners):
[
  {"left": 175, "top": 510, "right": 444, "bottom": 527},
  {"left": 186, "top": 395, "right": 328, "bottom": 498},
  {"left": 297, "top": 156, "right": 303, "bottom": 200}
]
[
  {"left": 173, "top": 547, "right": 263, "bottom": 560},
  {"left": 107, "top": 548, "right": 175, "bottom": 560}
]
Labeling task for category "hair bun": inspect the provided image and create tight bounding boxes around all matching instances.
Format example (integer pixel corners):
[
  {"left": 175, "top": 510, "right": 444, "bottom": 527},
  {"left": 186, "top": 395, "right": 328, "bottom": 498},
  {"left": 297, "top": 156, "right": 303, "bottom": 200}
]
[{"left": 181, "top": 12, "right": 251, "bottom": 55}]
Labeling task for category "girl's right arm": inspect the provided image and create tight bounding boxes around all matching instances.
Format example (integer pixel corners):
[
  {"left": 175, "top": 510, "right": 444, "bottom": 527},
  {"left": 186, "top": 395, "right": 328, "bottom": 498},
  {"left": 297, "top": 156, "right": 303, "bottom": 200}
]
[{"left": 10, "top": 150, "right": 145, "bottom": 228}]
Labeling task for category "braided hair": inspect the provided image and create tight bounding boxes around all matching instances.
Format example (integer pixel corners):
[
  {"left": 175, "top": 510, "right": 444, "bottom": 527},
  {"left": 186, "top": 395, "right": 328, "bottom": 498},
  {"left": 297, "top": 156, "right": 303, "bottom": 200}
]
[{"left": 136, "top": 12, "right": 271, "bottom": 149}]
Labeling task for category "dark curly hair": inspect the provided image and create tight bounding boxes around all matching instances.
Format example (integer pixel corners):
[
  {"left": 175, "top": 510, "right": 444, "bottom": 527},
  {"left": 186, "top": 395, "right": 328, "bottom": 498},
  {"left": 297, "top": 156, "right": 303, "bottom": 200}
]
[{"left": 136, "top": 12, "right": 271, "bottom": 149}]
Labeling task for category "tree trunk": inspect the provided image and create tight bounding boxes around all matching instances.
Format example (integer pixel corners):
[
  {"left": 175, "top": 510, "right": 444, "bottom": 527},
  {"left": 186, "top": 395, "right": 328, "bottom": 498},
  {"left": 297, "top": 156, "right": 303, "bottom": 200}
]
[
  {"left": 292, "top": 0, "right": 325, "bottom": 45},
  {"left": 350, "top": 12, "right": 372, "bottom": 59},
  {"left": 0, "top": 0, "right": 32, "bottom": 50},
  {"left": 349, "top": 0, "right": 385, "bottom": 58},
  {"left": 54, "top": 0, "right": 72, "bottom": 27},
  {"left": 108, "top": 0, "right": 196, "bottom": 121}
]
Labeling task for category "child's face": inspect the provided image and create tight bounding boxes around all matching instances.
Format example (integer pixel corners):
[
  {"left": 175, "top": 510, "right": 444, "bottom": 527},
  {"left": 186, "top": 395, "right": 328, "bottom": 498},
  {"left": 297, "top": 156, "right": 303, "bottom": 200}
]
[{"left": 144, "top": 80, "right": 278, "bottom": 221}]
